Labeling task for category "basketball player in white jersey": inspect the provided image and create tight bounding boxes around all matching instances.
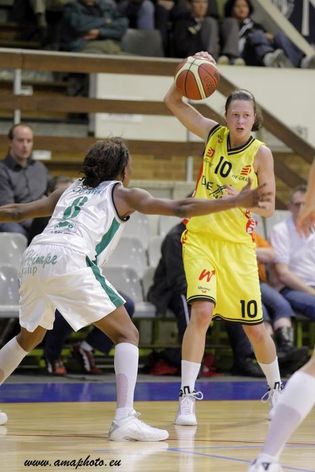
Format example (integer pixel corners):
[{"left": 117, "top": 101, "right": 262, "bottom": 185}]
[{"left": 0, "top": 138, "right": 270, "bottom": 440}]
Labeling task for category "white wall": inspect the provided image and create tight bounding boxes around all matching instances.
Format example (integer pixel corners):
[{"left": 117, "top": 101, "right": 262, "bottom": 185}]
[{"left": 90, "top": 65, "right": 315, "bottom": 148}]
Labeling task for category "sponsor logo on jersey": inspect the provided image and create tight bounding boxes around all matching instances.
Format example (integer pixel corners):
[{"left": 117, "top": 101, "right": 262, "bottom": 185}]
[{"left": 199, "top": 269, "right": 215, "bottom": 282}]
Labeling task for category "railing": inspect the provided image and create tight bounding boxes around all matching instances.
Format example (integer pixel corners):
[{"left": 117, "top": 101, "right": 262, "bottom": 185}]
[{"left": 0, "top": 48, "right": 314, "bottom": 207}]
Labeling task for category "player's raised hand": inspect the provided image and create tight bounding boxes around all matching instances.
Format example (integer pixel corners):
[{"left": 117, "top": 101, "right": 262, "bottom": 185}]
[
  {"left": 235, "top": 180, "right": 272, "bottom": 209},
  {"left": 193, "top": 51, "right": 216, "bottom": 65}
]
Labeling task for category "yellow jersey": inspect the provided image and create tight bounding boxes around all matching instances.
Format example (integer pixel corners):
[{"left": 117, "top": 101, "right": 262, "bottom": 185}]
[{"left": 186, "top": 124, "right": 263, "bottom": 244}]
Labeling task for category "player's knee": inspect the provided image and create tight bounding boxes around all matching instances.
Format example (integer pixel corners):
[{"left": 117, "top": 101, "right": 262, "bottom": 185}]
[
  {"left": 191, "top": 304, "right": 213, "bottom": 329},
  {"left": 244, "top": 324, "right": 266, "bottom": 344},
  {"left": 116, "top": 323, "right": 139, "bottom": 346}
]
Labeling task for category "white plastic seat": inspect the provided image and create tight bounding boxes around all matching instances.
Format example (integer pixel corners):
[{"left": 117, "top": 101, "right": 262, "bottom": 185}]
[
  {"left": 107, "top": 236, "right": 148, "bottom": 278},
  {"left": 0, "top": 264, "right": 20, "bottom": 318},
  {"left": 142, "top": 266, "right": 156, "bottom": 301},
  {"left": 125, "top": 212, "right": 150, "bottom": 250},
  {"left": 158, "top": 215, "right": 181, "bottom": 237},
  {"left": 0, "top": 232, "right": 27, "bottom": 271},
  {"left": 102, "top": 266, "right": 156, "bottom": 317},
  {"left": 265, "top": 210, "right": 290, "bottom": 238},
  {"left": 147, "top": 235, "right": 163, "bottom": 268},
  {"left": 121, "top": 29, "right": 164, "bottom": 57}
]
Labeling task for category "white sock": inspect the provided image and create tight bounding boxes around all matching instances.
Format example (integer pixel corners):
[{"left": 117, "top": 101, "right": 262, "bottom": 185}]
[
  {"left": 0, "top": 337, "right": 28, "bottom": 384},
  {"left": 114, "top": 342, "right": 138, "bottom": 421},
  {"left": 258, "top": 357, "right": 281, "bottom": 389},
  {"left": 181, "top": 360, "right": 201, "bottom": 393},
  {"left": 260, "top": 371, "right": 315, "bottom": 459}
]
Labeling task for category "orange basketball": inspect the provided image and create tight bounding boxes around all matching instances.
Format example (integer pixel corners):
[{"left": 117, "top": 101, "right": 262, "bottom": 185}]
[{"left": 175, "top": 56, "right": 220, "bottom": 100}]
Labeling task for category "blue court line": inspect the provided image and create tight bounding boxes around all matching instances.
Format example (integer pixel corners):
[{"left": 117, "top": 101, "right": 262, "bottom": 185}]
[
  {"left": 0, "top": 380, "right": 268, "bottom": 403},
  {"left": 167, "top": 447, "right": 315, "bottom": 472}
]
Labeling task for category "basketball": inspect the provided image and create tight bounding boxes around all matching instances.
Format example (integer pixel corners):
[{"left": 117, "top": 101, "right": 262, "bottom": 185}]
[{"left": 175, "top": 56, "right": 220, "bottom": 100}]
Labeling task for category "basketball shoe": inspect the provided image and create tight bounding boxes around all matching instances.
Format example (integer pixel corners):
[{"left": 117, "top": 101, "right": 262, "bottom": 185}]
[
  {"left": 261, "top": 382, "right": 284, "bottom": 420},
  {"left": 0, "top": 411, "right": 8, "bottom": 425},
  {"left": 108, "top": 411, "right": 169, "bottom": 442},
  {"left": 248, "top": 457, "right": 283, "bottom": 472},
  {"left": 175, "top": 387, "right": 203, "bottom": 426},
  {"left": 72, "top": 343, "right": 102, "bottom": 375}
]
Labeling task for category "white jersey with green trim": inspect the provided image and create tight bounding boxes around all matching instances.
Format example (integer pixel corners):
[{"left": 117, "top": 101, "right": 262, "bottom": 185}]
[{"left": 31, "top": 179, "right": 128, "bottom": 265}]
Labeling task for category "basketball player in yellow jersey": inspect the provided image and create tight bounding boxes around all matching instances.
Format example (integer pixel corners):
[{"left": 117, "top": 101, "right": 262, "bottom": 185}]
[{"left": 164, "top": 50, "right": 281, "bottom": 426}]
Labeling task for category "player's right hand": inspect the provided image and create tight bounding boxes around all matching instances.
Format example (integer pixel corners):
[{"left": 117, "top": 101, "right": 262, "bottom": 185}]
[{"left": 193, "top": 51, "right": 216, "bottom": 65}]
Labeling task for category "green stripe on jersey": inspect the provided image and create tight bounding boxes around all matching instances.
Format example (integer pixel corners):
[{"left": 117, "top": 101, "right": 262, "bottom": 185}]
[
  {"left": 86, "top": 256, "right": 124, "bottom": 308},
  {"left": 95, "top": 218, "right": 120, "bottom": 261}
]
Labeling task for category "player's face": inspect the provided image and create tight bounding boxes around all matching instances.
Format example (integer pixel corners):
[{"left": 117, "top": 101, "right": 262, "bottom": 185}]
[
  {"left": 225, "top": 99, "right": 255, "bottom": 143},
  {"left": 9, "top": 126, "right": 33, "bottom": 165},
  {"left": 232, "top": 0, "right": 250, "bottom": 21}
]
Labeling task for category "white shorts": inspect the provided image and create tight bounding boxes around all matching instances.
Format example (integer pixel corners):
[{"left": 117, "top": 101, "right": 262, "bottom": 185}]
[{"left": 19, "top": 244, "right": 125, "bottom": 332}]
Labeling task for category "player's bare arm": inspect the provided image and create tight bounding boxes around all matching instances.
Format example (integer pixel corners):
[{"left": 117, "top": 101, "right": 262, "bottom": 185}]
[
  {"left": 164, "top": 83, "right": 216, "bottom": 141},
  {"left": 253, "top": 144, "right": 275, "bottom": 217},
  {"left": 297, "top": 160, "right": 315, "bottom": 235},
  {"left": 0, "top": 187, "right": 64, "bottom": 222},
  {"left": 114, "top": 183, "right": 271, "bottom": 219}
]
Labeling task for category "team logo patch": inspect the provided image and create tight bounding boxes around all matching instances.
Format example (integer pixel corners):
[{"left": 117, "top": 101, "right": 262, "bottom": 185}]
[
  {"left": 206, "top": 147, "right": 215, "bottom": 158},
  {"left": 240, "top": 165, "right": 251, "bottom": 176}
]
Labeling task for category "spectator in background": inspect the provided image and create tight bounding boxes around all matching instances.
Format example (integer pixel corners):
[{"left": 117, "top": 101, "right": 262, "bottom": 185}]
[
  {"left": 254, "top": 232, "right": 309, "bottom": 374},
  {"left": 148, "top": 221, "right": 263, "bottom": 377},
  {"left": 270, "top": 185, "right": 315, "bottom": 321},
  {"left": 171, "top": 0, "right": 244, "bottom": 63},
  {"left": 223, "top": 0, "right": 315, "bottom": 68},
  {"left": 115, "top": 0, "right": 155, "bottom": 30},
  {"left": 0, "top": 124, "right": 49, "bottom": 238},
  {"left": 27, "top": 0, "right": 74, "bottom": 29},
  {"left": 13, "top": 0, "right": 73, "bottom": 45},
  {"left": 154, "top": 0, "right": 216, "bottom": 58},
  {"left": 60, "top": 0, "right": 128, "bottom": 54}
]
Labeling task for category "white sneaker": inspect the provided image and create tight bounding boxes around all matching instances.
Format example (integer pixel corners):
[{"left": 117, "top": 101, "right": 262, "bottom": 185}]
[
  {"left": 108, "top": 411, "right": 169, "bottom": 442},
  {"left": 0, "top": 411, "right": 8, "bottom": 425},
  {"left": 301, "top": 54, "right": 315, "bottom": 69},
  {"left": 248, "top": 457, "right": 283, "bottom": 471},
  {"left": 263, "top": 49, "right": 293, "bottom": 68},
  {"left": 217, "top": 55, "right": 229, "bottom": 65},
  {"left": 261, "top": 382, "right": 284, "bottom": 420},
  {"left": 175, "top": 389, "right": 203, "bottom": 426}
]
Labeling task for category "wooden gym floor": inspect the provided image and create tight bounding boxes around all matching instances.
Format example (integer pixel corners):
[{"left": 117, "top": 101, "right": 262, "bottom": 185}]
[{"left": 0, "top": 375, "right": 314, "bottom": 471}]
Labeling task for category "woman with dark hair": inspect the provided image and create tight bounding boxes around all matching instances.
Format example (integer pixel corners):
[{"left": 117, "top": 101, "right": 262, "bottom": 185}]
[
  {"left": 0, "top": 137, "right": 268, "bottom": 435},
  {"left": 223, "top": 0, "right": 315, "bottom": 68},
  {"left": 164, "top": 51, "right": 282, "bottom": 427}
]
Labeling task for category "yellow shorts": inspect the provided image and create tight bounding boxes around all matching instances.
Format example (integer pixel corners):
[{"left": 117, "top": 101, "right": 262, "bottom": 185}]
[{"left": 182, "top": 231, "right": 263, "bottom": 324}]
